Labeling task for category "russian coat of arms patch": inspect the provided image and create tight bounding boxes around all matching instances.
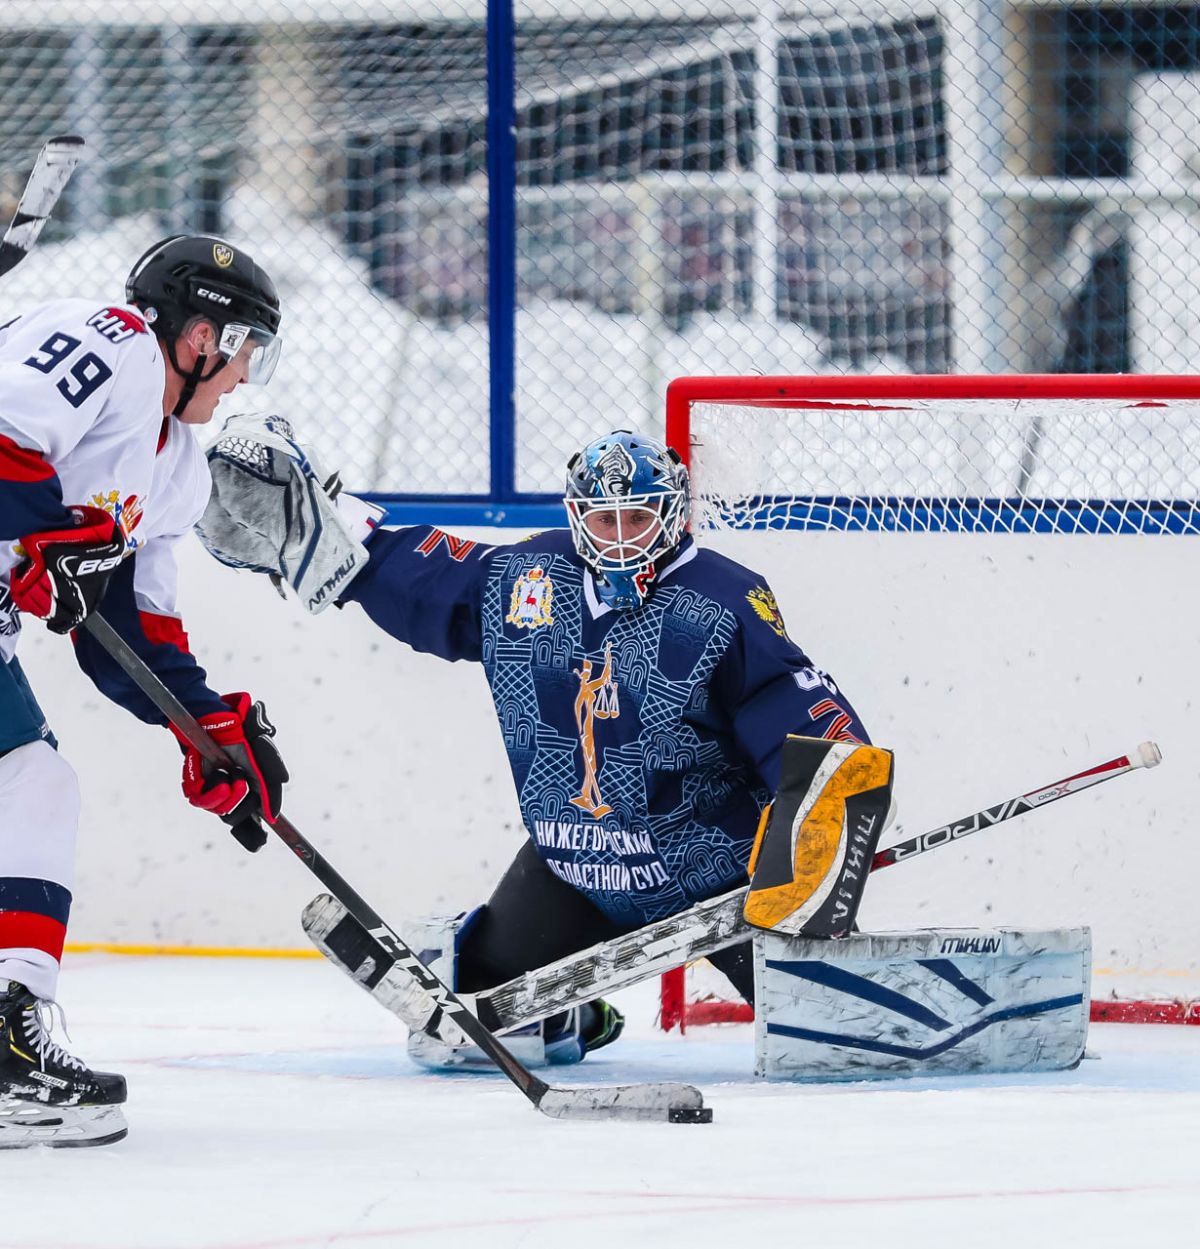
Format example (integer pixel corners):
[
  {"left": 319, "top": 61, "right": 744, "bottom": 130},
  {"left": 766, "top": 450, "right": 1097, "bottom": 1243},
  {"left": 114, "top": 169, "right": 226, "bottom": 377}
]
[
  {"left": 506, "top": 566, "right": 555, "bottom": 629},
  {"left": 747, "top": 586, "right": 788, "bottom": 638}
]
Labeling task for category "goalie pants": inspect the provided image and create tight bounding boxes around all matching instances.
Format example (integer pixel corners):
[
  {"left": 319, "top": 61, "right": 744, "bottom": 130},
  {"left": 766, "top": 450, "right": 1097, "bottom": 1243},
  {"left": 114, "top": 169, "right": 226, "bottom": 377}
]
[
  {"left": 457, "top": 839, "right": 755, "bottom": 1006},
  {"left": 0, "top": 655, "right": 77, "bottom": 1002}
]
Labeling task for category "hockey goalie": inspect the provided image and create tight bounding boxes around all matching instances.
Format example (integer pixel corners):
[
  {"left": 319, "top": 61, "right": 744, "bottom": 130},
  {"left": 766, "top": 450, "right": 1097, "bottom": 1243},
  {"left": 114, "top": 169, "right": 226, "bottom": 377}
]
[{"left": 197, "top": 420, "right": 892, "bottom": 1068}]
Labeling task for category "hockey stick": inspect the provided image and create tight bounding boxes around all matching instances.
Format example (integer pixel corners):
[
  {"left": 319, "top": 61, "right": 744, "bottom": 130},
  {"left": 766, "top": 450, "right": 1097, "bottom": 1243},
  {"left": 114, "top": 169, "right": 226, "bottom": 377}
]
[
  {"left": 0, "top": 137, "right": 84, "bottom": 278},
  {"left": 871, "top": 740, "right": 1161, "bottom": 869},
  {"left": 304, "top": 741, "right": 1162, "bottom": 1032},
  {"left": 77, "top": 611, "right": 711, "bottom": 1124}
]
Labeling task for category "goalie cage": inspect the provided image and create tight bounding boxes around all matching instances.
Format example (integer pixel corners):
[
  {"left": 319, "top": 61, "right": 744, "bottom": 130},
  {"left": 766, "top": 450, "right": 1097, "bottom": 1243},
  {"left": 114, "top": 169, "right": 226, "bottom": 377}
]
[{"left": 656, "top": 374, "right": 1200, "bottom": 1032}]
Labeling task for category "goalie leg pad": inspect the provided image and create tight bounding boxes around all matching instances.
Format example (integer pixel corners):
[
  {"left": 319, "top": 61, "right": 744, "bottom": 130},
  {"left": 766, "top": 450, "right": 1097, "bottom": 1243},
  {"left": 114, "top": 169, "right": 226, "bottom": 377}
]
[
  {"left": 406, "top": 1007, "right": 595, "bottom": 1072},
  {"left": 407, "top": 1024, "right": 549, "bottom": 1071},
  {"left": 400, "top": 910, "right": 586, "bottom": 1072},
  {"left": 754, "top": 926, "right": 1091, "bottom": 1082},
  {"left": 400, "top": 908, "right": 483, "bottom": 990},
  {"left": 745, "top": 736, "right": 893, "bottom": 938}
]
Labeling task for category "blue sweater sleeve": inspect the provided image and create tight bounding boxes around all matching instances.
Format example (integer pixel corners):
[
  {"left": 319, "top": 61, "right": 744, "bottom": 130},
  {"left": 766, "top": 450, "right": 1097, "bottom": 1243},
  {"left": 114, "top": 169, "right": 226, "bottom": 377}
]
[
  {"left": 71, "top": 554, "right": 226, "bottom": 726},
  {"left": 711, "top": 585, "right": 870, "bottom": 794},
  {"left": 0, "top": 436, "right": 75, "bottom": 539},
  {"left": 340, "top": 525, "right": 493, "bottom": 662}
]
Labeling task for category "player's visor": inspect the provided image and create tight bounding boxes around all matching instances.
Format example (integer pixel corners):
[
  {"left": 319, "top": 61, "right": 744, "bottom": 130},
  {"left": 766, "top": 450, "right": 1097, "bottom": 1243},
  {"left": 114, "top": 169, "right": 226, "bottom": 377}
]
[{"left": 218, "top": 322, "right": 281, "bottom": 384}]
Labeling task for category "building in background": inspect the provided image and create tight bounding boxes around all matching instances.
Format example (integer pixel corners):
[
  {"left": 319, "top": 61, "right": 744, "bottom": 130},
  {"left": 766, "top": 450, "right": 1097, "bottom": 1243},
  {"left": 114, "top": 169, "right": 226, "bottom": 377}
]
[{"left": 3, "top": 1, "right": 1200, "bottom": 497}]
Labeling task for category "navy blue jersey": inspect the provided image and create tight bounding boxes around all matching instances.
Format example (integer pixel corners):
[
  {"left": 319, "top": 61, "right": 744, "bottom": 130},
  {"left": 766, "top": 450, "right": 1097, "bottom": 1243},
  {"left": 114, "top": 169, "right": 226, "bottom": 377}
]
[{"left": 345, "top": 526, "right": 869, "bottom": 927}]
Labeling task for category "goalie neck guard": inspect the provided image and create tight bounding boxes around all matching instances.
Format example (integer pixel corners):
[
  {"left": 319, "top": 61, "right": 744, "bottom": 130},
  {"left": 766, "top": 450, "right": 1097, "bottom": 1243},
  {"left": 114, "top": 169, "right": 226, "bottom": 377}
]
[
  {"left": 563, "top": 430, "right": 690, "bottom": 611},
  {"left": 125, "top": 234, "right": 281, "bottom": 416}
]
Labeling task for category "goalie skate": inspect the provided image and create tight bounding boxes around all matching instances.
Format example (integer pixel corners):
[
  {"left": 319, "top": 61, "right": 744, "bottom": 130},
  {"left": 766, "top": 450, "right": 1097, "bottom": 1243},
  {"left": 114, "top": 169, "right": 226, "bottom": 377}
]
[{"left": 0, "top": 982, "right": 128, "bottom": 1149}]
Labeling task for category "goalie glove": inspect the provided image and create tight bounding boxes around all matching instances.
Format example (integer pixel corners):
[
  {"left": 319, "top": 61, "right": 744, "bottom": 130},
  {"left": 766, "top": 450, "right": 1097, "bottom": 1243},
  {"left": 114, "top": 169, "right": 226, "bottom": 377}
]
[
  {"left": 11, "top": 505, "right": 126, "bottom": 634},
  {"left": 195, "top": 413, "right": 384, "bottom": 613},
  {"left": 170, "top": 693, "right": 289, "bottom": 852}
]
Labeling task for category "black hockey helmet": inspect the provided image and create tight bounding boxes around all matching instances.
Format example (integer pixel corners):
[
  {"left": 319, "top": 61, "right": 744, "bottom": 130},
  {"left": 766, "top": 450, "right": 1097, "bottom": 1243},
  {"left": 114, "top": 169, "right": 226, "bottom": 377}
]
[{"left": 125, "top": 235, "right": 282, "bottom": 411}]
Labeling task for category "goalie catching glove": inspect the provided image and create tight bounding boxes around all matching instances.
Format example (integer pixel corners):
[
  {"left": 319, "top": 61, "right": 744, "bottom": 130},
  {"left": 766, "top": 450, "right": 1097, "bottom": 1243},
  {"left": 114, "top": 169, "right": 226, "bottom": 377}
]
[
  {"left": 196, "top": 413, "right": 383, "bottom": 613},
  {"left": 744, "top": 735, "right": 894, "bottom": 938},
  {"left": 169, "top": 693, "right": 288, "bottom": 852},
  {"left": 11, "top": 504, "right": 126, "bottom": 634}
]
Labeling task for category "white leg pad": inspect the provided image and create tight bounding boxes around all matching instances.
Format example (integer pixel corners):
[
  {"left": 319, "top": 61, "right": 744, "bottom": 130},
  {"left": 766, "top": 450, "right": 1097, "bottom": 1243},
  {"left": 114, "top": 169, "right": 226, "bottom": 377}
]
[
  {"left": 406, "top": 1028, "right": 547, "bottom": 1072},
  {"left": 754, "top": 927, "right": 1091, "bottom": 1082},
  {"left": 400, "top": 911, "right": 550, "bottom": 1072},
  {"left": 399, "top": 912, "right": 464, "bottom": 988}
]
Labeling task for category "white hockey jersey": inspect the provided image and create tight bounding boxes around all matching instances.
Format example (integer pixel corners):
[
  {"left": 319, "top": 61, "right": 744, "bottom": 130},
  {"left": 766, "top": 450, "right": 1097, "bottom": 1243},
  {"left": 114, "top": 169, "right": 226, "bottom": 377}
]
[{"left": 0, "top": 298, "right": 211, "bottom": 666}]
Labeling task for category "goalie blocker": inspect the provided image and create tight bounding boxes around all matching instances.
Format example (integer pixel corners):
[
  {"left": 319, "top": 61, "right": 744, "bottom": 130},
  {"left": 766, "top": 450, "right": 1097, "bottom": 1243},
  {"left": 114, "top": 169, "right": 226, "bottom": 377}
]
[{"left": 744, "top": 735, "right": 893, "bottom": 939}]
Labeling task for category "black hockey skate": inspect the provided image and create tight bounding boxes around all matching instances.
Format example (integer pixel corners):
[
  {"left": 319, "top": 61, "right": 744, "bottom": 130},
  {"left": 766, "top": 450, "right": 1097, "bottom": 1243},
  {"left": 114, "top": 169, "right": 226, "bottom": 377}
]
[
  {"left": 0, "top": 981, "right": 127, "bottom": 1148},
  {"left": 579, "top": 999, "right": 624, "bottom": 1053}
]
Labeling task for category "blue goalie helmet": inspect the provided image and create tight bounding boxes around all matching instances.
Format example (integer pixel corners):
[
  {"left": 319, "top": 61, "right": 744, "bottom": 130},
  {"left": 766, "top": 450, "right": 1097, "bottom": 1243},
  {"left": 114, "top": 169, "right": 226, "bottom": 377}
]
[{"left": 564, "top": 430, "right": 690, "bottom": 610}]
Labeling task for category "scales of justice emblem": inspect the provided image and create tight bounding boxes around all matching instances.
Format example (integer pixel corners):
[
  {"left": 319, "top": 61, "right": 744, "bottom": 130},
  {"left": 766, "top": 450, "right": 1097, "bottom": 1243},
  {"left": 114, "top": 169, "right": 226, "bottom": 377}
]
[{"left": 570, "top": 642, "right": 620, "bottom": 818}]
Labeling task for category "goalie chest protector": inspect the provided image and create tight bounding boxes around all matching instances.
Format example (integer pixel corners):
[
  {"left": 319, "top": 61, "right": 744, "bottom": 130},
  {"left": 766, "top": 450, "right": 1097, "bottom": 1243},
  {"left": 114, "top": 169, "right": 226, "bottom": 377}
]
[{"left": 754, "top": 926, "right": 1091, "bottom": 1081}]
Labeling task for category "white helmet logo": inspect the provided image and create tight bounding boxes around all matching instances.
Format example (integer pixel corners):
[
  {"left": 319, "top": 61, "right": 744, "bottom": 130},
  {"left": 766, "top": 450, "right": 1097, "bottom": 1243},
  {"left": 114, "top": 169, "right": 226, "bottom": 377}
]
[
  {"left": 219, "top": 323, "right": 249, "bottom": 356},
  {"left": 595, "top": 443, "right": 636, "bottom": 496}
]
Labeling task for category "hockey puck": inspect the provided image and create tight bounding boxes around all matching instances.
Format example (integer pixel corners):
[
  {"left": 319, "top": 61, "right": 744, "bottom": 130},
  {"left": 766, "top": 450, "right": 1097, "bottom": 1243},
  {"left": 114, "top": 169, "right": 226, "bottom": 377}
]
[{"left": 668, "top": 1106, "right": 713, "bottom": 1124}]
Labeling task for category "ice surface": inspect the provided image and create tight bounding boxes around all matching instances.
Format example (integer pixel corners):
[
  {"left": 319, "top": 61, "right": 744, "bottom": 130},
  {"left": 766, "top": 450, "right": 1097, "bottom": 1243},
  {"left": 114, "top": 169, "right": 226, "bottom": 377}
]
[{"left": 3, "top": 955, "right": 1196, "bottom": 1249}]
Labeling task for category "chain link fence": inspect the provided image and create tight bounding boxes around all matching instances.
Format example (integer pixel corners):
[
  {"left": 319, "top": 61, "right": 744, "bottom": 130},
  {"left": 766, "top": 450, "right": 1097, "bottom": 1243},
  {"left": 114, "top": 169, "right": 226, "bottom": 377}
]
[{"left": 3, "top": 2, "right": 1200, "bottom": 503}]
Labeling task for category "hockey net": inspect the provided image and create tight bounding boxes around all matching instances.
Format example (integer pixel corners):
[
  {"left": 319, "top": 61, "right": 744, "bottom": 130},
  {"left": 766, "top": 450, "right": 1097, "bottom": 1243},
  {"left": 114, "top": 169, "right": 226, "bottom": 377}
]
[
  {"left": 657, "top": 374, "right": 1200, "bottom": 1031},
  {"left": 669, "top": 374, "right": 1200, "bottom": 536}
]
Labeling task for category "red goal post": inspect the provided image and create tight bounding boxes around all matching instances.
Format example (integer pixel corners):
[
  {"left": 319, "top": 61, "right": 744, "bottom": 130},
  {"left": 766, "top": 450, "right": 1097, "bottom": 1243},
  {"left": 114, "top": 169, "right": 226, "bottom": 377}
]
[
  {"left": 665, "top": 373, "right": 1200, "bottom": 536},
  {"left": 658, "top": 373, "right": 1200, "bottom": 1031}
]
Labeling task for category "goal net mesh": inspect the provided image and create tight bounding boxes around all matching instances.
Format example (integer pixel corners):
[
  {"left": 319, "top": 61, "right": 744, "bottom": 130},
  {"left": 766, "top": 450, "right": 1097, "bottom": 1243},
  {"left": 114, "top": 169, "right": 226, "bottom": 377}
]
[
  {"left": 677, "top": 387, "right": 1200, "bottom": 535},
  {"left": 659, "top": 374, "right": 1200, "bottom": 1030}
]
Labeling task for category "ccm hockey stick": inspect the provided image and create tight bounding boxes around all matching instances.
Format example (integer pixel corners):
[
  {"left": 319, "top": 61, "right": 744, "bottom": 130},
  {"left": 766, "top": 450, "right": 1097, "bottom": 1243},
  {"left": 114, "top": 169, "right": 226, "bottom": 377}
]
[
  {"left": 0, "top": 137, "right": 84, "bottom": 278},
  {"left": 78, "top": 611, "right": 711, "bottom": 1124},
  {"left": 304, "top": 741, "right": 1162, "bottom": 1032}
]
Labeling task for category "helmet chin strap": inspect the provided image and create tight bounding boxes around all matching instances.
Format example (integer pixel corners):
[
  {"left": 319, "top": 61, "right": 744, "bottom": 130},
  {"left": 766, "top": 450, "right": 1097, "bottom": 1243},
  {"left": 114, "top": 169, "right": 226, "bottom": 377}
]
[{"left": 164, "top": 337, "right": 228, "bottom": 418}]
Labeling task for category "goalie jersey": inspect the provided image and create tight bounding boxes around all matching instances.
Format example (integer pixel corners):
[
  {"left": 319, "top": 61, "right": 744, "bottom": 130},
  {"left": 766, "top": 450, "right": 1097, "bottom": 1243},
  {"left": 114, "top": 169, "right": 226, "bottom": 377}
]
[{"left": 346, "top": 525, "right": 870, "bottom": 927}]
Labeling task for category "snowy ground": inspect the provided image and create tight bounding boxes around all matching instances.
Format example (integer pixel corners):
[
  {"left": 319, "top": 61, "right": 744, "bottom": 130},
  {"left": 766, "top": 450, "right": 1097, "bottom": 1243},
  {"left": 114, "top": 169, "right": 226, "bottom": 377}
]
[{"left": 4, "top": 955, "right": 1197, "bottom": 1249}]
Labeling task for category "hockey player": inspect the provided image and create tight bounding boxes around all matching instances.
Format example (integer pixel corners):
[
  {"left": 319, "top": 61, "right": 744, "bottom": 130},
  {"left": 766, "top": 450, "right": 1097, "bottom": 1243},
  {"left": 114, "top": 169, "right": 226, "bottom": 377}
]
[
  {"left": 332, "top": 429, "right": 870, "bottom": 1064},
  {"left": 0, "top": 235, "right": 289, "bottom": 1146},
  {"left": 196, "top": 423, "right": 871, "bottom": 1064}
]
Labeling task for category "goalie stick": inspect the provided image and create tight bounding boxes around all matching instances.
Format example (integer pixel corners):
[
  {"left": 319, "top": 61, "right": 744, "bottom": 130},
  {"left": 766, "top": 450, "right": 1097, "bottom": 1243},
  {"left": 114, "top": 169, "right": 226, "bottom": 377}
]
[
  {"left": 77, "top": 611, "right": 711, "bottom": 1125},
  {"left": 303, "top": 740, "right": 1162, "bottom": 1032},
  {"left": 0, "top": 137, "right": 84, "bottom": 278}
]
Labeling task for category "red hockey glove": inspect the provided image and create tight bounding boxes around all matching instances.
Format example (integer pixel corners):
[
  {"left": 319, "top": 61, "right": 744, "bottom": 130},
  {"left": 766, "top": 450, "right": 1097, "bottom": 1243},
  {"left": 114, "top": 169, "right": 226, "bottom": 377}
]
[
  {"left": 11, "top": 505, "right": 126, "bottom": 634},
  {"left": 171, "top": 693, "right": 289, "bottom": 853}
]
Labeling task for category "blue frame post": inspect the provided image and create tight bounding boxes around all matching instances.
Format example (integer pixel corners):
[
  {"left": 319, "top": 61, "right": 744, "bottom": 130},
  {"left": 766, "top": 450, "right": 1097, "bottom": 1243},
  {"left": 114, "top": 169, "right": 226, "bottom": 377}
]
[{"left": 487, "top": 0, "right": 518, "bottom": 506}]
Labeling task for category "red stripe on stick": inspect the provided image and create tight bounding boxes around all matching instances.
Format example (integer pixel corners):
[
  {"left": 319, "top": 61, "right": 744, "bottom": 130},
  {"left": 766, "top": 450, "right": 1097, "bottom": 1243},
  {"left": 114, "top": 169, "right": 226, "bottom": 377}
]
[
  {"left": 0, "top": 910, "right": 67, "bottom": 961},
  {"left": 1026, "top": 757, "right": 1129, "bottom": 791}
]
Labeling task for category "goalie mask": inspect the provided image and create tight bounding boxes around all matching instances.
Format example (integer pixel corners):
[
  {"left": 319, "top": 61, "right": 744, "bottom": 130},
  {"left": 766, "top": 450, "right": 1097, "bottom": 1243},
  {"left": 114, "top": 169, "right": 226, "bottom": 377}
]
[
  {"left": 564, "top": 430, "right": 690, "bottom": 610},
  {"left": 126, "top": 234, "right": 282, "bottom": 416}
]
